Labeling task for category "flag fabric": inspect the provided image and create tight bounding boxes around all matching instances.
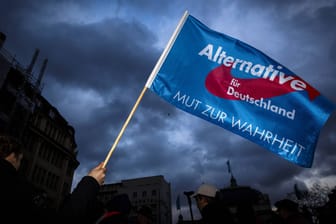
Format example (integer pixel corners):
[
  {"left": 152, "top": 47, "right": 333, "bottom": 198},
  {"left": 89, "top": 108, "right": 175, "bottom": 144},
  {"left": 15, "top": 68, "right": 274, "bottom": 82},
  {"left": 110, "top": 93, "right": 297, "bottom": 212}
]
[{"left": 146, "top": 13, "right": 335, "bottom": 168}]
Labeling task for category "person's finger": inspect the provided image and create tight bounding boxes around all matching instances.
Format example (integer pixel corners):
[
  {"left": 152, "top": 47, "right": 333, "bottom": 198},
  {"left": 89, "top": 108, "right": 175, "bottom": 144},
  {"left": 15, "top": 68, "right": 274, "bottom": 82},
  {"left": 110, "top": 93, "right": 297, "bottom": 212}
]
[{"left": 97, "top": 162, "right": 105, "bottom": 169}]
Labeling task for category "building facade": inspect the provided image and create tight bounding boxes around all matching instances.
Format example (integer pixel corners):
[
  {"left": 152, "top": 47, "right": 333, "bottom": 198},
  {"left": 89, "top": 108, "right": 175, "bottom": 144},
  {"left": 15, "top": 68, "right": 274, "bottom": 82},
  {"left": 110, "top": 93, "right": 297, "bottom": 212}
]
[
  {"left": 0, "top": 32, "right": 79, "bottom": 209},
  {"left": 98, "top": 175, "right": 172, "bottom": 224}
]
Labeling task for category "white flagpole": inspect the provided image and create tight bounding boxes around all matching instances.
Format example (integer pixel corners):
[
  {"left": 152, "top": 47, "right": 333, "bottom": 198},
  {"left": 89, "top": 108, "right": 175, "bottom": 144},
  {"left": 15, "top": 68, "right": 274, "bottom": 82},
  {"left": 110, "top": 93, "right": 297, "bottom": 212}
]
[
  {"left": 145, "top": 10, "right": 189, "bottom": 88},
  {"left": 103, "top": 10, "right": 189, "bottom": 167}
]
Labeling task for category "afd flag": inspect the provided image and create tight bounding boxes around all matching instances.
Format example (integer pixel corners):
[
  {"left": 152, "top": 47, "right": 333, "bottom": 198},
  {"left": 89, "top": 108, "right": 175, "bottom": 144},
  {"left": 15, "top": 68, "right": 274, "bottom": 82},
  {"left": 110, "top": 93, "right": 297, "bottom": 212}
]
[{"left": 146, "top": 13, "right": 335, "bottom": 167}]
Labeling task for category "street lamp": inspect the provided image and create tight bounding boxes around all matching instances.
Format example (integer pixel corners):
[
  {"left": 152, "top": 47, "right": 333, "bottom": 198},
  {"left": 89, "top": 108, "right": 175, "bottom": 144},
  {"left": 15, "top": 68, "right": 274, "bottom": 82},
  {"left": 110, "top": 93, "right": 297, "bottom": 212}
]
[{"left": 184, "top": 191, "right": 194, "bottom": 223}]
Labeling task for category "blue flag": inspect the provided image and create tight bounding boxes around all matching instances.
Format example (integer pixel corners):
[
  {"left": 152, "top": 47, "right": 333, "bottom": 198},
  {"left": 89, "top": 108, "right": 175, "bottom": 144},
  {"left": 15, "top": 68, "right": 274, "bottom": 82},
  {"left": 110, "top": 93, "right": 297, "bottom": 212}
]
[{"left": 146, "top": 13, "right": 335, "bottom": 168}]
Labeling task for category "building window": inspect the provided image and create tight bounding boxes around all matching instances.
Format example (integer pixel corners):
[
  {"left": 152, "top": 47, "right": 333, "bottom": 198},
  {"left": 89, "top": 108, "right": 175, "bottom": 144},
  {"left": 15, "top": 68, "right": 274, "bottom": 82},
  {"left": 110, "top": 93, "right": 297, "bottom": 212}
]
[
  {"left": 142, "top": 191, "right": 147, "bottom": 197},
  {"left": 133, "top": 192, "right": 137, "bottom": 198},
  {"left": 152, "top": 190, "right": 156, "bottom": 196},
  {"left": 49, "top": 110, "right": 55, "bottom": 119}
]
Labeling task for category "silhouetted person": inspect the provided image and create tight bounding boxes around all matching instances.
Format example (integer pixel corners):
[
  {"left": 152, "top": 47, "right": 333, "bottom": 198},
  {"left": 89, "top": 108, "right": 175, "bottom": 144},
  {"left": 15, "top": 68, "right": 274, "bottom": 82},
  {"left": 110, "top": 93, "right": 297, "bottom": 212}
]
[
  {"left": 265, "top": 210, "right": 284, "bottom": 224},
  {"left": 0, "top": 133, "right": 107, "bottom": 224},
  {"left": 192, "top": 183, "right": 235, "bottom": 224},
  {"left": 58, "top": 162, "right": 107, "bottom": 224},
  {"left": 0, "top": 134, "right": 49, "bottom": 224},
  {"left": 136, "top": 205, "right": 153, "bottom": 224},
  {"left": 95, "top": 193, "right": 132, "bottom": 224},
  {"left": 236, "top": 203, "right": 262, "bottom": 224},
  {"left": 274, "top": 199, "right": 312, "bottom": 224}
]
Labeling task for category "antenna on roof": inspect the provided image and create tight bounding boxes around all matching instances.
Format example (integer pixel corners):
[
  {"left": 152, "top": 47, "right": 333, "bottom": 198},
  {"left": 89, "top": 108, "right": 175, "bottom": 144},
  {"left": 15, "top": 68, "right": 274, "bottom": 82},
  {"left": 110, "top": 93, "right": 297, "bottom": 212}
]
[
  {"left": 36, "top": 58, "right": 48, "bottom": 88},
  {"left": 227, "top": 160, "right": 238, "bottom": 187},
  {"left": 26, "top": 48, "right": 40, "bottom": 74}
]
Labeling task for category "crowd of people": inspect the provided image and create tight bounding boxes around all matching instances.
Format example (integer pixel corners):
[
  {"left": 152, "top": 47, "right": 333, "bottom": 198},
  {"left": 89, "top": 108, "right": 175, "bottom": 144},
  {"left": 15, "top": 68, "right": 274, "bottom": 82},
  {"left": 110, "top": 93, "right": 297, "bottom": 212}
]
[
  {"left": 1, "top": 133, "right": 335, "bottom": 224},
  {"left": 186, "top": 182, "right": 336, "bottom": 224}
]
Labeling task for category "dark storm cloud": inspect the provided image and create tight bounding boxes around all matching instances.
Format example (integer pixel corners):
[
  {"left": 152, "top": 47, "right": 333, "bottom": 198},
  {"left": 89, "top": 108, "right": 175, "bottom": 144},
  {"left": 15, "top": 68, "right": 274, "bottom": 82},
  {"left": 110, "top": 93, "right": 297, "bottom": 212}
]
[
  {"left": 1, "top": 0, "right": 158, "bottom": 92},
  {"left": 236, "top": 0, "right": 336, "bottom": 95},
  {"left": 1, "top": 0, "right": 335, "bottom": 222},
  {"left": 24, "top": 18, "right": 156, "bottom": 93}
]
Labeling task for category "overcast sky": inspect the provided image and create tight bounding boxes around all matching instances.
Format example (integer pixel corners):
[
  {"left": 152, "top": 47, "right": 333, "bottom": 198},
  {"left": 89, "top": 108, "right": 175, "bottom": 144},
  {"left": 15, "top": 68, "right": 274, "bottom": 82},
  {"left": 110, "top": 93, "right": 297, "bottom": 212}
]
[{"left": 1, "top": 0, "right": 336, "bottom": 222}]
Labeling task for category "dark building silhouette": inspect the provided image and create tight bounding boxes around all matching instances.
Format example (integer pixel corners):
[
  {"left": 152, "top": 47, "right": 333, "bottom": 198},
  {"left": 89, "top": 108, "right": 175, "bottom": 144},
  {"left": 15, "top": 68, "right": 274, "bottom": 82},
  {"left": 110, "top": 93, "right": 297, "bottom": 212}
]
[
  {"left": 218, "top": 174, "right": 272, "bottom": 223},
  {"left": 98, "top": 175, "right": 172, "bottom": 224},
  {"left": 0, "top": 32, "right": 79, "bottom": 209}
]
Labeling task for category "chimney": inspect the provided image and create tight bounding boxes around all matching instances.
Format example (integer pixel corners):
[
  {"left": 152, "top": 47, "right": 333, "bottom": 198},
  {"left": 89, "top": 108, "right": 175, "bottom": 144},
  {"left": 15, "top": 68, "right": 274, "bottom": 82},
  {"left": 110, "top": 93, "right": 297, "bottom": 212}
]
[
  {"left": 26, "top": 48, "right": 40, "bottom": 74},
  {"left": 36, "top": 58, "right": 48, "bottom": 87},
  {"left": 0, "top": 32, "right": 6, "bottom": 49}
]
